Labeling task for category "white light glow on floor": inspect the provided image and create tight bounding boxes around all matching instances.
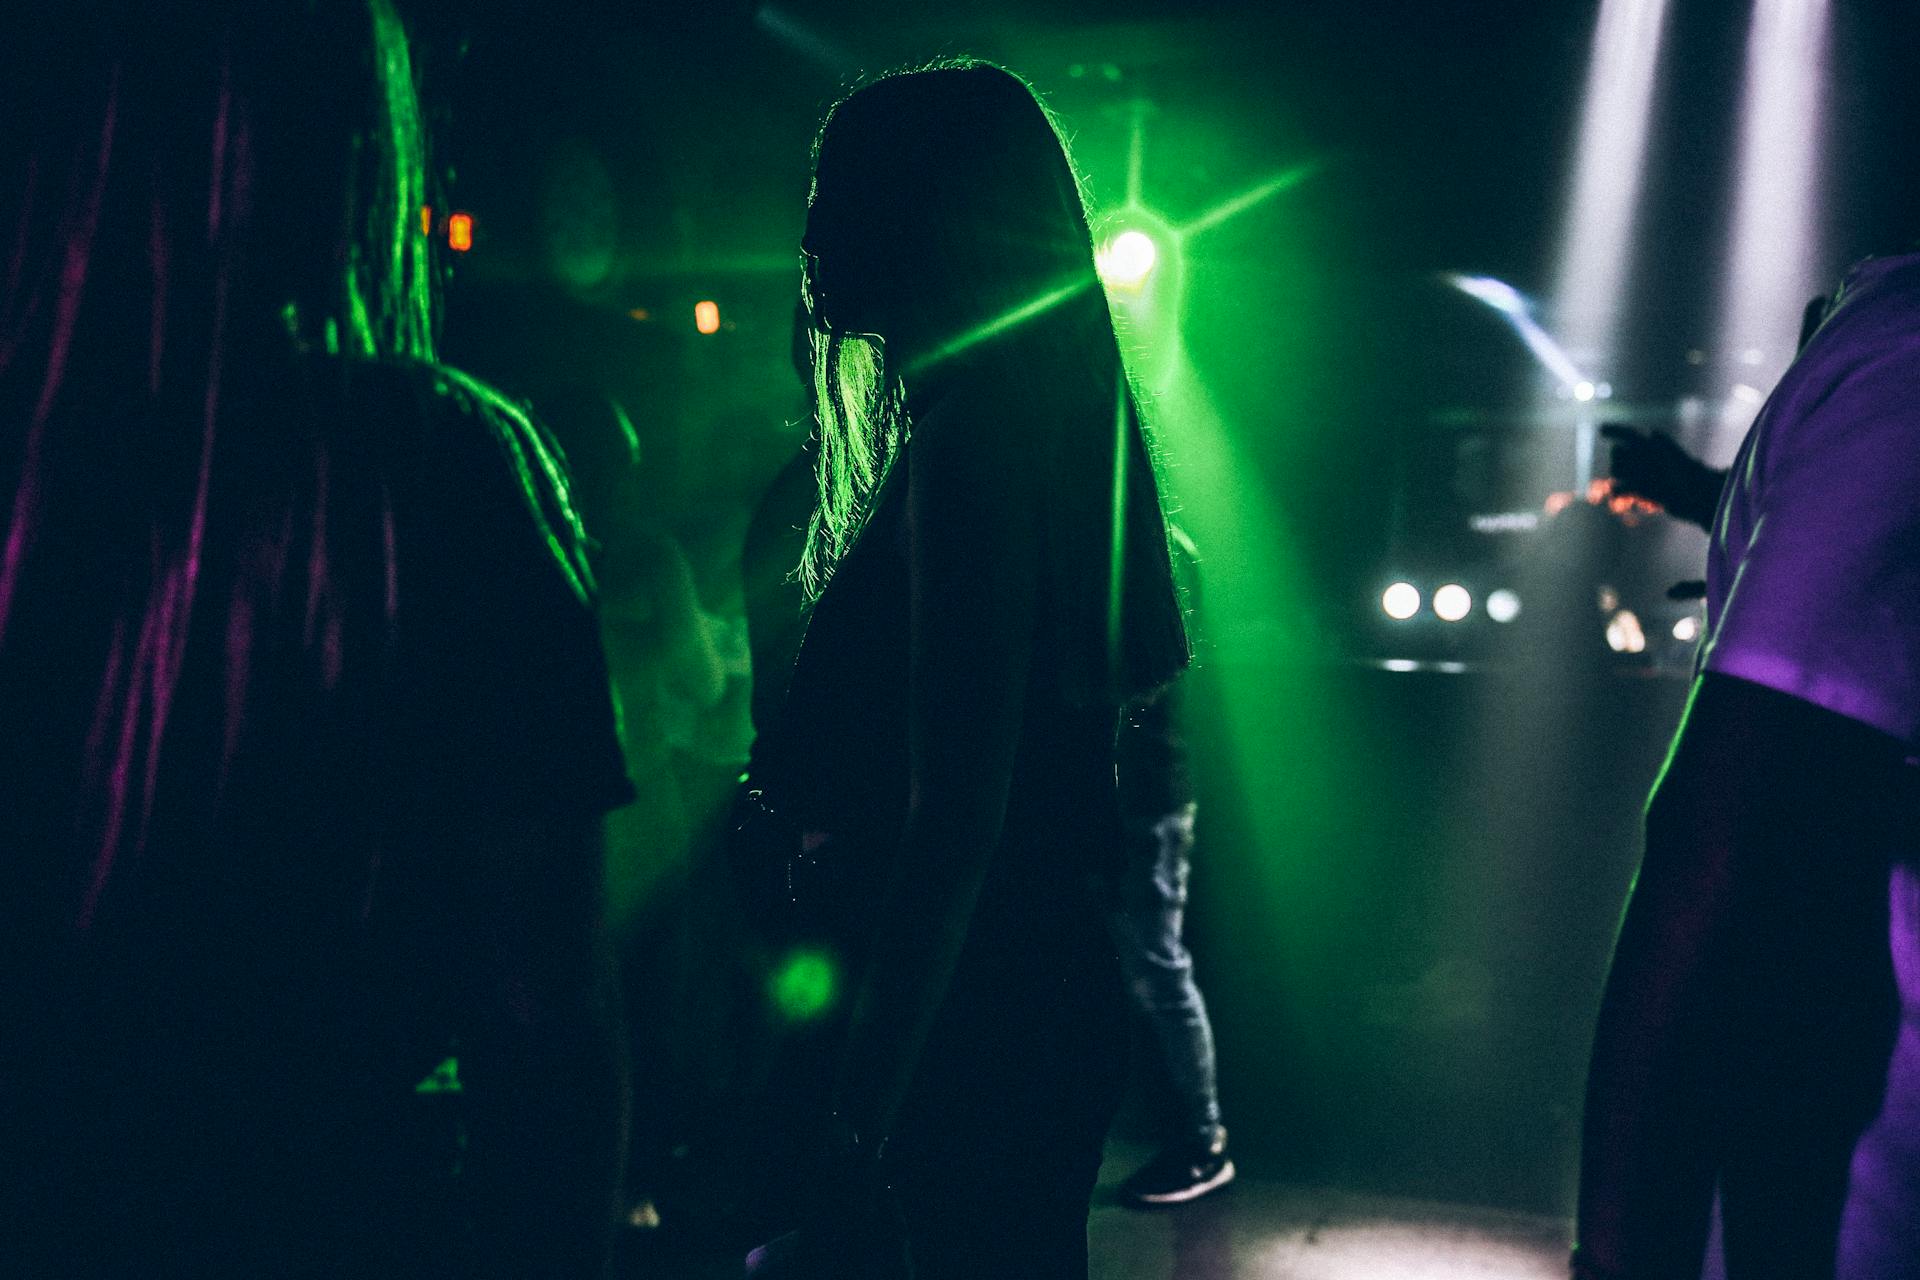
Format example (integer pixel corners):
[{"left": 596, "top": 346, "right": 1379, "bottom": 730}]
[{"left": 1257, "top": 1219, "right": 1568, "bottom": 1279}]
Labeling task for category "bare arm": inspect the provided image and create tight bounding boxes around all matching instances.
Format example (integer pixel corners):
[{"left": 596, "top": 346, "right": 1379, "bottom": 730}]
[{"left": 830, "top": 401, "right": 1043, "bottom": 1149}]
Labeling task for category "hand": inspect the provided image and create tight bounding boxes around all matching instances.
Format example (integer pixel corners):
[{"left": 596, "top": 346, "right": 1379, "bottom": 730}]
[{"left": 1599, "top": 425, "right": 1722, "bottom": 529}]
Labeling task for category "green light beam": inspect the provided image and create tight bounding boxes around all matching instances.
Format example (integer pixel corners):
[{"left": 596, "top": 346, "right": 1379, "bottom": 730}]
[
  {"left": 905, "top": 277, "right": 1092, "bottom": 378},
  {"left": 1108, "top": 376, "right": 1130, "bottom": 677},
  {"left": 1126, "top": 100, "right": 1148, "bottom": 207},
  {"left": 1176, "top": 161, "right": 1322, "bottom": 239}
]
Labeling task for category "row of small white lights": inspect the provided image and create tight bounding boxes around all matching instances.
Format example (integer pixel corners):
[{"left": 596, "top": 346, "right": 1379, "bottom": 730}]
[
  {"left": 1381, "top": 582, "right": 1520, "bottom": 624},
  {"left": 1381, "top": 581, "right": 1704, "bottom": 648}
]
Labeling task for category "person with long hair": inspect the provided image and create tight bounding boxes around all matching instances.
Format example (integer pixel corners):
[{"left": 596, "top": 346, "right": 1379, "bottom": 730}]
[
  {"left": 0, "top": 5, "right": 632, "bottom": 1275},
  {"left": 744, "top": 60, "right": 1189, "bottom": 1279}
]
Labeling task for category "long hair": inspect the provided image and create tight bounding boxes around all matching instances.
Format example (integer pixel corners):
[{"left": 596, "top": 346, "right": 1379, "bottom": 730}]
[
  {"left": 801, "top": 60, "right": 1189, "bottom": 705},
  {"left": 0, "top": 0, "right": 434, "bottom": 642},
  {"left": 0, "top": 1, "right": 450, "bottom": 939}
]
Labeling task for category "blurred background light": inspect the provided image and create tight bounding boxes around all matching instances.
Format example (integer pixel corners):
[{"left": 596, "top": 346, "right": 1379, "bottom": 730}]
[
  {"left": 1486, "top": 589, "right": 1522, "bottom": 624},
  {"left": 768, "top": 948, "right": 839, "bottom": 1023},
  {"left": 1605, "top": 609, "right": 1647, "bottom": 654},
  {"left": 1672, "top": 614, "right": 1700, "bottom": 643},
  {"left": 1382, "top": 582, "right": 1422, "bottom": 621},
  {"left": 1445, "top": 275, "right": 1591, "bottom": 396},
  {"left": 448, "top": 212, "right": 474, "bottom": 253},
  {"left": 1552, "top": 0, "right": 1671, "bottom": 367},
  {"left": 1716, "top": 0, "right": 1833, "bottom": 415},
  {"left": 694, "top": 299, "right": 722, "bottom": 334},
  {"left": 1433, "top": 583, "right": 1473, "bottom": 622}
]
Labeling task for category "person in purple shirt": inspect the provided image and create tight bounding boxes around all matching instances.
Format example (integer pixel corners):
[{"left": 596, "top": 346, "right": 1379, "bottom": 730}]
[{"left": 1576, "top": 257, "right": 1920, "bottom": 1279}]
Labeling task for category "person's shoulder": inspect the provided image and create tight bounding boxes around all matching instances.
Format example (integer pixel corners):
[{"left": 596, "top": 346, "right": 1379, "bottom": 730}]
[
  {"left": 1774, "top": 256, "right": 1920, "bottom": 433},
  {"left": 391, "top": 360, "right": 595, "bottom": 604},
  {"left": 302, "top": 356, "right": 536, "bottom": 455},
  {"left": 1814, "top": 253, "right": 1920, "bottom": 353}
]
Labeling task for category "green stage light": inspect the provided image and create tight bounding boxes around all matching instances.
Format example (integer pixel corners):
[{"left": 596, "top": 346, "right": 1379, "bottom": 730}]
[{"left": 1097, "top": 229, "right": 1159, "bottom": 290}]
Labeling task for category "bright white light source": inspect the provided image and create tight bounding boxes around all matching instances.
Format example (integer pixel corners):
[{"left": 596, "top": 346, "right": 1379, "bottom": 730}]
[
  {"left": 1433, "top": 584, "right": 1473, "bottom": 622},
  {"left": 1573, "top": 380, "right": 1598, "bottom": 402},
  {"left": 1096, "top": 230, "right": 1158, "bottom": 289},
  {"left": 1382, "top": 582, "right": 1421, "bottom": 621},
  {"left": 1672, "top": 615, "right": 1700, "bottom": 642},
  {"left": 1606, "top": 609, "right": 1647, "bottom": 654},
  {"left": 1487, "top": 589, "right": 1522, "bottom": 623}
]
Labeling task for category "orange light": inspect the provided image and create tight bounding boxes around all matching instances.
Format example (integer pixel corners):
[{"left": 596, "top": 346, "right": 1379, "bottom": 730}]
[
  {"left": 448, "top": 213, "right": 474, "bottom": 253},
  {"left": 420, "top": 205, "right": 432, "bottom": 235},
  {"left": 694, "top": 300, "right": 721, "bottom": 335}
]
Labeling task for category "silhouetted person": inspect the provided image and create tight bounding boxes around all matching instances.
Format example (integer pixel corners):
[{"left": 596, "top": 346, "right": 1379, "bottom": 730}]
[
  {"left": 1575, "top": 262, "right": 1920, "bottom": 1279},
  {"left": 0, "top": 6, "right": 632, "bottom": 1276},
  {"left": 1110, "top": 527, "right": 1236, "bottom": 1207},
  {"left": 742, "top": 60, "right": 1189, "bottom": 1280}
]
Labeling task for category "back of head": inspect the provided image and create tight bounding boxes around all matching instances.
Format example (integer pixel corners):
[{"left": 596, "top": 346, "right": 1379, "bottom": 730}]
[
  {"left": 0, "top": 1, "right": 444, "bottom": 948},
  {"left": 0, "top": 0, "right": 432, "bottom": 404},
  {"left": 804, "top": 61, "right": 1190, "bottom": 704},
  {"left": 0, "top": 0, "right": 433, "bottom": 642},
  {"left": 810, "top": 62, "right": 1095, "bottom": 350}
]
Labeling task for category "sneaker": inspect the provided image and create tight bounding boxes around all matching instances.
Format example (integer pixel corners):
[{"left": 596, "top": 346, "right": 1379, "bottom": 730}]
[{"left": 1117, "top": 1127, "right": 1236, "bottom": 1207}]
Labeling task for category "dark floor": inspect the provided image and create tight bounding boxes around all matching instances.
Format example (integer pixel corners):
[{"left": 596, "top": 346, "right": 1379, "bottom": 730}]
[{"left": 616, "top": 1139, "right": 1572, "bottom": 1279}]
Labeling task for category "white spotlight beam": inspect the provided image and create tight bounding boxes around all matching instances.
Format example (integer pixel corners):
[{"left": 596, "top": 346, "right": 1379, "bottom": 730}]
[
  {"left": 1718, "top": 0, "right": 1831, "bottom": 399},
  {"left": 1552, "top": 0, "right": 1672, "bottom": 367}
]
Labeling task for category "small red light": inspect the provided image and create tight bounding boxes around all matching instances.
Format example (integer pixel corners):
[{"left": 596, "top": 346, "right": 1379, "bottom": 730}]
[
  {"left": 694, "top": 300, "right": 721, "bottom": 335},
  {"left": 448, "top": 213, "right": 474, "bottom": 253},
  {"left": 420, "top": 205, "right": 432, "bottom": 235}
]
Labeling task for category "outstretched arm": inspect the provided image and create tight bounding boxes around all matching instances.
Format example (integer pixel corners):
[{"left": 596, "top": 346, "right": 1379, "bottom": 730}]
[
  {"left": 1575, "top": 673, "right": 1903, "bottom": 1280},
  {"left": 830, "top": 400, "right": 1043, "bottom": 1150}
]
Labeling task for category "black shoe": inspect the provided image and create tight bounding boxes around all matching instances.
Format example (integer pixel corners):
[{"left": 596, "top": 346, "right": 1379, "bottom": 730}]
[{"left": 1117, "top": 1127, "right": 1236, "bottom": 1207}]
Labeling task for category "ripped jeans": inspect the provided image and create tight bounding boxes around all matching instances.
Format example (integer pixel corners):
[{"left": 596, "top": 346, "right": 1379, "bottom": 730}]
[{"left": 1105, "top": 803, "right": 1222, "bottom": 1142}]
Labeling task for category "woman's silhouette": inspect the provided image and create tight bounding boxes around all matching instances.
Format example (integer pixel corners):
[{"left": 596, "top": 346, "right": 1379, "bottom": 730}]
[
  {"left": 1, "top": 5, "right": 632, "bottom": 1275},
  {"left": 750, "top": 60, "right": 1189, "bottom": 1279}
]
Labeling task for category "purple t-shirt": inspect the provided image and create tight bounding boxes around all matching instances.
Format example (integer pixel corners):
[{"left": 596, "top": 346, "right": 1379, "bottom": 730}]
[{"left": 1702, "top": 252, "right": 1920, "bottom": 1276}]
